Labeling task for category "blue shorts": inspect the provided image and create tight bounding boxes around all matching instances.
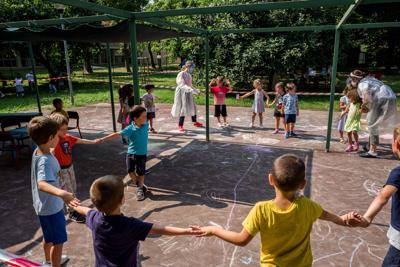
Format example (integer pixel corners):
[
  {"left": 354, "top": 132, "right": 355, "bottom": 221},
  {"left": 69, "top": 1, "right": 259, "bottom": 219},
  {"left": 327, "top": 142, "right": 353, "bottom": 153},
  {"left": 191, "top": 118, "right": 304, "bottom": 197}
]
[
  {"left": 38, "top": 209, "right": 67, "bottom": 245},
  {"left": 284, "top": 114, "right": 297, "bottom": 124},
  {"left": 382, "top": 245, "right": 400, "bottom": 267}
]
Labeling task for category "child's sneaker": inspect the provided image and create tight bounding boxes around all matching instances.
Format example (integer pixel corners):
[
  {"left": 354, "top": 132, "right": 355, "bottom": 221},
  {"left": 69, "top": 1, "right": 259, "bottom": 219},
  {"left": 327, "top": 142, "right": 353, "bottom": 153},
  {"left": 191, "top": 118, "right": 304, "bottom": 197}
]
[
  {"left": 345, "top": 145, "right": 354, "bottom": 152},
  {"left": 249, "top": 122, "right": 254, "bottom": 128},
  {"left": 136, "top": 187, "right": 145, "bottom": 201},
  {"left": 178, "top": 126, "right": 185, "bottom": 132},
  {"left": 339, "top": 138, "right": 346, "bottom": 144},
  {"left": 352, "top": 142, "right": 359, "bottom": 151},
  {"left": 69, "top": 210, "right": 86, "bottom": 224},
  {"left": 284, "top": 132, "right": 290, "bottom": 139},
  {"left": 259, "top": 124, "right": 264, "bottom": 128},
  {"left": 150, "top": 128, "right": 157, "bottom": 134},
  {"left": 290, "top": 131, "right": 298, "bottom": 137},
  {"left": 272, "top": 129, "right": 279, "bottom": 134},
  {"left": 224, "top": 122, "right": 230, "bottom": 127},
  {"left": 193, "top": 122, "right": 203, "bottom": 127},
  {"left": 218, "top": 123, "right": 223, "bottom": 128}
]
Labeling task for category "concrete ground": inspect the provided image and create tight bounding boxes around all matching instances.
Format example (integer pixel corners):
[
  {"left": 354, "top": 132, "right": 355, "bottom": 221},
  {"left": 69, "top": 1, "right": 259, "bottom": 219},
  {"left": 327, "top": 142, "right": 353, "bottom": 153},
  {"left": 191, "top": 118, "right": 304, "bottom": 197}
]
[{"left": 0, "top": 103, "right": 398, "bottom": 267}]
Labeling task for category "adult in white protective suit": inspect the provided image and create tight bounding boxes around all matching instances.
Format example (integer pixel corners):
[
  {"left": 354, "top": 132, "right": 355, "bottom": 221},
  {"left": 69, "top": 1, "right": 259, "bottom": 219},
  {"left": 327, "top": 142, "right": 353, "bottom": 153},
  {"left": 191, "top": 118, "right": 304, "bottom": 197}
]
[
  {"left": 171, "top": 60, "right": 203, "bottom": 132},
  {"left": 349, "top": 70, "right": 397, "bottom": 158}
]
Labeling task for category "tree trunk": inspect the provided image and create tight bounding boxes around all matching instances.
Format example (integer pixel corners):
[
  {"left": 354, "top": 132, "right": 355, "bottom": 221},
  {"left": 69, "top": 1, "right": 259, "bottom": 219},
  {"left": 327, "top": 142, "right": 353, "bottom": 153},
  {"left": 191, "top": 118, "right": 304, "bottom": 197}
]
[
  {"left": 267, "top": 71, "right": 275, "bottom": 91},
  {"left": 123, "top": 43, "right": 131, "bottom": 73},
  {"left": 147, "top": 42, "right": 156, "bottom": 69},
  {"left": 33, "top": 45, "right": 57, "bottom": 76},
  {"left": 83, "top": 48, "right": 93, "bottom": 74}
]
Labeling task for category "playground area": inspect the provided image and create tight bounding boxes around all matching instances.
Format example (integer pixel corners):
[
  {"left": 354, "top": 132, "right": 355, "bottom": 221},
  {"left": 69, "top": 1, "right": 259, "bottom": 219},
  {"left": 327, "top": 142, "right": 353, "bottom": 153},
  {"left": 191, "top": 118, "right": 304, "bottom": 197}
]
[{"left": 0, "top": 103, "right": 397, "bottom": 267}]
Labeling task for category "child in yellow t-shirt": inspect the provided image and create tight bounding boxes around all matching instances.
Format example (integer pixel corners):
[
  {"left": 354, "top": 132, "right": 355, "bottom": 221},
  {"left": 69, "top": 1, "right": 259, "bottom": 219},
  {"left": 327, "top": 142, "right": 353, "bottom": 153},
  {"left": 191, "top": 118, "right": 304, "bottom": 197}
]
[{"left": 199, "top": 154, "right": 361, "bottom": 266}]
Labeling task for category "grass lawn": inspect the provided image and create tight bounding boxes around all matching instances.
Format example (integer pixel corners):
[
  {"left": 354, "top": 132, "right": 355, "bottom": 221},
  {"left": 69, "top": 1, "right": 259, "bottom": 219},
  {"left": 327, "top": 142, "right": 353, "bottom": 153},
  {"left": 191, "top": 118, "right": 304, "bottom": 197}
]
[{"left": 0, "top": 67, "right": 399, "bottom": 113}]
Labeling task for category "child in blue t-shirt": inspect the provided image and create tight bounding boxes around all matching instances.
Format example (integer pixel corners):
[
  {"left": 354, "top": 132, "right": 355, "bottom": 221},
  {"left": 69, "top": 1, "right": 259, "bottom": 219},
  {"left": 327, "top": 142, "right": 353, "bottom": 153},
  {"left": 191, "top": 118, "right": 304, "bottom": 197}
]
[
  {"left": 28, "top": 116, "right": 80, "bottom": 266},
  {"left": 101, "top": 106, "right": 149, "bottom": 201},
  {"left": 73, "top": 176, "right": 202, "bottom": 267},
  {"left": 350, "top": 127, "right": 400, "bottom": 266},
  {"left": 282, "top": 83, "right": 299, "bottom": 139}
]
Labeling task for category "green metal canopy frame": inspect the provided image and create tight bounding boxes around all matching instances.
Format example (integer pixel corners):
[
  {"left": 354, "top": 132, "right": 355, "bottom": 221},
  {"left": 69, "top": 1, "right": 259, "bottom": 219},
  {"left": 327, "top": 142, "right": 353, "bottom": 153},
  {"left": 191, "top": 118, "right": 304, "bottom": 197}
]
[{"left": 3, "top": 0, "right": 400, "bottom": 150}]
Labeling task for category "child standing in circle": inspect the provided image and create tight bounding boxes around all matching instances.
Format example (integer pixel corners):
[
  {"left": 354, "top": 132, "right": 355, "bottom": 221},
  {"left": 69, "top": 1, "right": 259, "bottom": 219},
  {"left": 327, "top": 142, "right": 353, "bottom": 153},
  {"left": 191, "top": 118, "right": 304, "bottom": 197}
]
[
  {"left": 282, "top": 83, "right": 299, "bottom": 139},
  {"left": 343, "top": 89, "right": 362, "bottom": 152},
  {"left": 337, "top": 85, "right": 351, "bottom": 144},
  {"left": 142, "top": 84, "right": 158, "bottom": 133},
  {"left": 268, "top": 82, "right": 286, "bottom": 134},
  {"left": 15, "top": 73, "right": 24, "bottom": 97},
  {"left": 210, "top": 76, "right": 232, "bottom": 128},
  {"left": 240, "top": 79, "right": 270, "bottom": 128}
]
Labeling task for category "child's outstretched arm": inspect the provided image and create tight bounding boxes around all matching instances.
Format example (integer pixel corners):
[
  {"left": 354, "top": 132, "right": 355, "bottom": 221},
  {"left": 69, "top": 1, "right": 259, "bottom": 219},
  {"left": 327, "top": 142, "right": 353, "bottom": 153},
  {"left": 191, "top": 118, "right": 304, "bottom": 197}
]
[
  {"left": 73, "top": 205, "right": 92, "bottom": 216},
  {"left": 38, "top": 181, "right": 80, "bottom": 208},
  {"left": 358, "top": 185, "right": 398, "bottom": 227},
  {"left": 319, "top": 210, "right": 361, "bottom": 226},
  {"left": 239, "top": 90, "right": 255, "bottom": 99},
  {"left": 198, "top": 226, "right": 253, "bottom": 247},
  {"left": 76, "top": 138, "right": 103, "bottom": 145},
  {"left": 150, "top": 224, "right": 203, "bottom": 236},
  {"left": 100, "top": 132, "right": 121, "bottom": 142},
  {"left": 262, "top": 91, "right": 270, "bottom": 106}
]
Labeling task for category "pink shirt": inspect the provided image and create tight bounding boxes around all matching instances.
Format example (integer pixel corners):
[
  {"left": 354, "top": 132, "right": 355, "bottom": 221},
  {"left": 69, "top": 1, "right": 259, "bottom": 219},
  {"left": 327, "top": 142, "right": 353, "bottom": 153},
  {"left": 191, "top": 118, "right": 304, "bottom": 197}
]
[{"left": 211, "top": 86, "right": 230, "bottom": 105}]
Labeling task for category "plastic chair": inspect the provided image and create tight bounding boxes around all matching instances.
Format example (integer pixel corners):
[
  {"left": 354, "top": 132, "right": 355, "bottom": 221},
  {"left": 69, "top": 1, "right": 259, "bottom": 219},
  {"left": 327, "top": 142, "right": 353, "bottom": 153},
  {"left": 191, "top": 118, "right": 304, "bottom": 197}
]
[
  {"left": 0, "top": 131, "right": 31, "bottom": 168},
  {"left": 67, "top": 111, "right": 82, "bottom": 138},
  {"left": 0, "top": 118, "right": 29, "bottom": 145}
]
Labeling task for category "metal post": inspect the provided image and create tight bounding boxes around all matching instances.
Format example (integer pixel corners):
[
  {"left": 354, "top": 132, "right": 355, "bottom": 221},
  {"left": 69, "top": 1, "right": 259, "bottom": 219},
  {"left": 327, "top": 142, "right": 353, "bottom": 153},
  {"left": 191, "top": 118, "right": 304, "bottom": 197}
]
[
  {"left": 28, "top": 42, "right": 41, "bottom": 113},
  {"left": 106, "top": 43, "right": 117, "bottom": 132},
  {"left": 129, "top": 19, "right": 140, "bottom": 105},
  {"left": 325, "top": 29, "right": 341, "bottom": 152},
  {"left": 60, "top": 13, "right": 74, "bottom": 105},
  {"left": 204, "top": 34, "right": 210, "bottom": 142}
]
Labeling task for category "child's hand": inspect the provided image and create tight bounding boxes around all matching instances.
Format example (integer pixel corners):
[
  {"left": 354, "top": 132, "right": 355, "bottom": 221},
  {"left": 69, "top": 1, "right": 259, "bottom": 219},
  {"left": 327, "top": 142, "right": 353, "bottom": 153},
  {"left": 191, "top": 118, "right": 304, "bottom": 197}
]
[
  {"left": 61, "top": 191, "right": 80, "bottom": 208},
  {"left": 185, "top": 225, "right": 203, "bottom": 235},
  {"left": 197, "top": 226, "right": 217, "bottom": 237},
  {"left": 94, "top": 138, "right": 103, "bottom": 144},
  {"left": 341, "top": 211, "right": 363, "bottom": 226}
]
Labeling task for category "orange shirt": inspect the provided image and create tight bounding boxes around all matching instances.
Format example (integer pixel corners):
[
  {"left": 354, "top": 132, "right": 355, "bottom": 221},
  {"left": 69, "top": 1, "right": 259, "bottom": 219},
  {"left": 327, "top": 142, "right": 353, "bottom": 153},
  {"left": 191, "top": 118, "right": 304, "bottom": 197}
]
[{"left": 54, "top": 134, "right": 78, "bottom": 167}]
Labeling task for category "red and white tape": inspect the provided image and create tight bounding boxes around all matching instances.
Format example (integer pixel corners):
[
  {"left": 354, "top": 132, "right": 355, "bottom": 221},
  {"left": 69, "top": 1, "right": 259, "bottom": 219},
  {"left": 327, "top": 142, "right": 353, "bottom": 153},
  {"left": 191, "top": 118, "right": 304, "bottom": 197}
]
[{"left": 0, "top": 249, "right": 49, "bottom": 267}]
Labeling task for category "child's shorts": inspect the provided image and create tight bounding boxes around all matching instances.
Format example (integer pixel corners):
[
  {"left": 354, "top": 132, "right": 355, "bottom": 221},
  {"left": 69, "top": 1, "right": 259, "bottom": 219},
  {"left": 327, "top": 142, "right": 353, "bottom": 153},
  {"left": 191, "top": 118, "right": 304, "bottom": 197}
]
[
  {"left": 382, "top": 245, "right": 400, "bottom": 267},
  {"left": 273, "top": 110, "right": 284, "bottom": 118},
  {"left": 147, "top": 112, "right": 156, "bottom": 120},
  {"left": 214, "top": 105, "right": 227, "bottom": 117},
  {"left": 284, "top": 114, "right": 297, "bottom": 124},
  {"left": 337, "top": 114, "right": 348, "bottom": 131},
  {"left": 38, "top": 209, "right": 67, "bottom": 245},
  {"left": 60, "top": 164, "right": 76, "bottom": 195},
  {"left": 126, "top": 154, "right": 147, "bottom": 176}
]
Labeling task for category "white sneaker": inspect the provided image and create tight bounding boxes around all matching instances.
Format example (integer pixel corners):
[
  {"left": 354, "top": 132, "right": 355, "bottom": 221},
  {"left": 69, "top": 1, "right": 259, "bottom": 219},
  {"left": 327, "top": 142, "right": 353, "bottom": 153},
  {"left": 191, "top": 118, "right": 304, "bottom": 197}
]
[
  {"left": 259, "top": 124, "right": 264, "bottom": 128},
  {"left": 249, "top": 122, "right": 254, "bottom": 128},
  {"left": 218, "top": 123, "right": 224, "bottom": 128}
]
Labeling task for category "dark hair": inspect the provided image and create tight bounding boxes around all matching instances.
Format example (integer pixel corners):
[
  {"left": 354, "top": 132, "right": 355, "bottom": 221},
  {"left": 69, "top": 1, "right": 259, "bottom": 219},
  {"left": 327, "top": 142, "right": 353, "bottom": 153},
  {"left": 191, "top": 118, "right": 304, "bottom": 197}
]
[
  {"left": 28, "top": 116, "right": 59, "bottom": 145},
  {"left": 144, "top": 84, "right": 155, "bottom": 91},
  {"left": 90, "top": 176, "right": 124, "bottom": 215},
  {"left": 119, "top": 84, "right": 134, "bottom": 100},
  {"left": 127, "top": 96, "right": 135, "bottom": 108},
  {"left": 271, "top": 154, "right": 305, "bottom": 192},
  {"left": 129, "top": 106, "right": 146, "bottom": 122},
  {"left": 347, "top": 89, "right": 362, "bottom": 104},
  {"left": 52, "top": 98, "right": 63, "bottom": 107}
]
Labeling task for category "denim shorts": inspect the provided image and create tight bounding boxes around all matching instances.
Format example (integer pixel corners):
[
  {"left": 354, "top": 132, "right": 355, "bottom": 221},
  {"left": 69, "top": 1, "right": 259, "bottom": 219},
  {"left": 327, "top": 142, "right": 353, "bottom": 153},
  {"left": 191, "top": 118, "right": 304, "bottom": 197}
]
[
  {"left": 382, "top": 245, "right": 400, "bottom": 267},
  {"left": 284, "top": 114, "right": 297, "bottom": 124},
  {"left": 38, "top": 209, "right": 67, "bottom": 245}
]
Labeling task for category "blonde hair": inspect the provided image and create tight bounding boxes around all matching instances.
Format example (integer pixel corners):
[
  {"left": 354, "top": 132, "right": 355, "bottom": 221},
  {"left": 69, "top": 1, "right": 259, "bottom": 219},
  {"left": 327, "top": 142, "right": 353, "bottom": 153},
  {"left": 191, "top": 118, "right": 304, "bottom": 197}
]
[
  {"left": 49, "top": 113, "right": 69, "bottom": 127},
  {"left": 347, "top": 89, "right": 362, "bottom": 104},
  {"left": 253, "top": 79, "right": 262, "bottom": 88},
  {"left": 181, "top": 60, "right": 194, "bottom": 71},
  {"left": 394, "top": 127, "right": 400, "bottom": 143},
  {"left": 285, "top": 82, "right": 297, "bottom": 91}
]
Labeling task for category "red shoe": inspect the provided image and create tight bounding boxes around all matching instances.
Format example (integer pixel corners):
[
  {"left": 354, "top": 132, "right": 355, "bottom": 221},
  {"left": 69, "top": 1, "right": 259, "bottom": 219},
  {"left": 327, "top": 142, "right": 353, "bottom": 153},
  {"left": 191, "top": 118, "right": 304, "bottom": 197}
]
[
  {"left": 193, "top": 122, "right": 203, "bottom": 127},
  {"left": 178, "top": 126, "right": 185, "bottom": 132}
]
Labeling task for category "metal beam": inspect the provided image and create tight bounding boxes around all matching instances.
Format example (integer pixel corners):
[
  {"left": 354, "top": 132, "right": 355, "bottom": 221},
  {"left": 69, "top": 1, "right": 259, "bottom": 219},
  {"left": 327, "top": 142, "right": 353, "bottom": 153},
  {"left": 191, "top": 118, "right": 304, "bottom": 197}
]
[
  {"left": 28, "top": 42, "right": 41, "bottom": 113},
  {"left": 337, "top": 0, "right": 362, "bottom": 29},
  {"left": 342, "top": 21, "right": 400, "bottom": 29},
  {"left": 133, "top": 0, "right": 399, "bottom": 19},
  {"left": 204, "top": 34, "right": 210, "bottom": 142},
  {"left": 0, "top": 15, "right": 121, "bottom": 29},
  {"left": 106, "top": 43, "right": 117, "bottom": 132},
  {"left": 129, "top": 19, "right": 140, "bottom": 105},
  {"left": 141, "top": 18, "right": 206, "bottom": 35},
  {"left": 325, "top": 30, "right": 341, "bottom": 152},
  {"left": 210, "top": 25, "right": 336, "bottom": 35},
  {"left": 47, "top": 0, "right": 132, "bottom": 19}
]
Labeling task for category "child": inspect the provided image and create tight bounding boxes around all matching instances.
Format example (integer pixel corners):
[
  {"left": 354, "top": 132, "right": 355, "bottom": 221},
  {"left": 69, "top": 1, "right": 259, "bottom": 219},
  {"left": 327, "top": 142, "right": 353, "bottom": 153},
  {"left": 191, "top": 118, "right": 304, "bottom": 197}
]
[
  {"left": 268, "top": 82, "right": 286, "bottom": 134},
  {"left": 27, "top": 116, "right": 80, "bottom": 267},
  {"left": 343, "top": 89, "right": 362, "bottom": 152},
  {"left": 282, "top": 82, "right": 299, "bottom": 139},
  {"left": 142, "top": 84, "right": 158, "bottom": 133},
  {"left": 101, "top": 106, "right": 149, "bottom": 201},
  {"left": 210, "top": 76, "right": 232, "bottom": 128},
  {"left": 50, "top": 98, "right": 69, "bottom": 120},
  {"left": 73, "top": 176, "right": 202, "bottom": 267},
  {"left": 118, "top": 84, "right": 134, "bottom": 143},
  {"left": 198, "top": 154, "right": 359, "bottom": 266},
  {"left": 239, "top": 79, "right": 270, "bottom": 128},
  {"left": 15, "top": 73, "right": 24, "bottom": 97},
  {"left": 337, "top": 85, "right": 351, "bottom": 144},
  {"left": 350, "top": 127, "right": 400, "bottom": 266},
  {"left": 124, "top": 95, "right": 136, "bottom": 125},
  {"left": 50, "top": 113, "right": 101, "bottom": 223}
]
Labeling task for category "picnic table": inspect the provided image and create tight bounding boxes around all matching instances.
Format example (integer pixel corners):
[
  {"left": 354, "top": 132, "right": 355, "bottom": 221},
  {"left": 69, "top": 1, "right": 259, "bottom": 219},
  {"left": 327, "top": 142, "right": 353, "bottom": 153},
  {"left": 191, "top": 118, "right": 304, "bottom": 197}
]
[{"left": 0, "top": 112, "right": 42, "bottom": 124}]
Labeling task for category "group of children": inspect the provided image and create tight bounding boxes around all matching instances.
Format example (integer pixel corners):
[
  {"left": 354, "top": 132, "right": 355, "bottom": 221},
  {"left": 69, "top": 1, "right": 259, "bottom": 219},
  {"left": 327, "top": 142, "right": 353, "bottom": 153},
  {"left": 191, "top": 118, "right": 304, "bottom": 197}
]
[
  {"left": 209, "top": 77, "right": 299, "bottom": 139},
  {"left": 27, "top": 104, "right": 400, "bottom": 266}
]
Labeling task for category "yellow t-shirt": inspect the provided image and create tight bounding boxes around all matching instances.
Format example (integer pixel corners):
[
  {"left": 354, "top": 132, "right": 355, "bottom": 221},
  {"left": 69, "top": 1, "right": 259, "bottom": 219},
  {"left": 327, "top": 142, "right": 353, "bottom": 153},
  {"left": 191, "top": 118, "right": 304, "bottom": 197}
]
[
  {"left": 51, "top": 109, "right": 69, "bottom": 119},
  {"left": 242, "top": 196, "right": 323, "bottom": 267}
]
